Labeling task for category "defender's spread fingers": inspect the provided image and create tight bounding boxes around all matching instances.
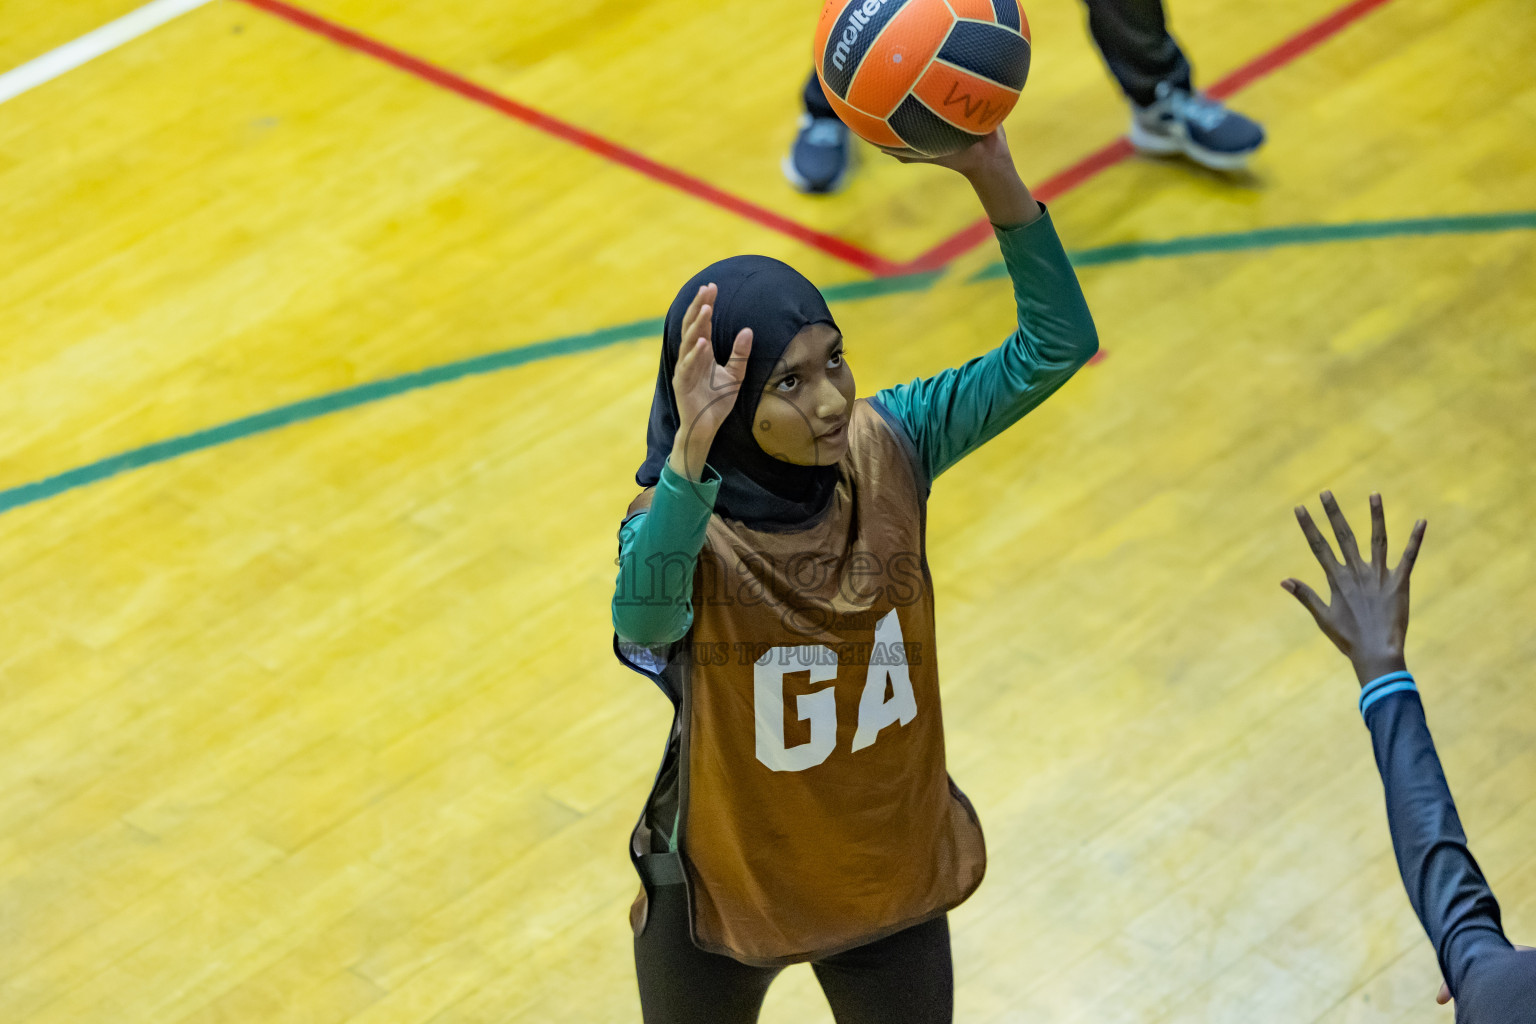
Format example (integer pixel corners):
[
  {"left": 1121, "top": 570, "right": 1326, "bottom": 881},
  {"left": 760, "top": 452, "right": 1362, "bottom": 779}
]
[
  {"left": 1370, "top": 493, "right": 1388, "bottom": 576},
  {"left": 1282, "top": 578, "right": 1330, "bottom": 627},
  {"left": 1396, "top": 519, "right": 1427, "bottom": 581},
  {"left": 1320, "top": 491, "right": 1364, "bottom": 566},
  {"left": 1296, "top": 506, "right": 1342, "bottom": 578}
]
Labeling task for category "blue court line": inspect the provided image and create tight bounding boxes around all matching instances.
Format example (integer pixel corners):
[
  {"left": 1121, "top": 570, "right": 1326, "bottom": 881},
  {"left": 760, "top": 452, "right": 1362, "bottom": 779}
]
[{"left": 2, "top": 210, "right": 1533, "bottom": 517}]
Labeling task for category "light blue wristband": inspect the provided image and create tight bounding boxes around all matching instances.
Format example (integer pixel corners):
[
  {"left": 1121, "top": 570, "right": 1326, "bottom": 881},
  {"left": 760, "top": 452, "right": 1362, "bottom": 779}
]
[{"left": 1359, "top": 670, "right": 1416, "bottom": 717}]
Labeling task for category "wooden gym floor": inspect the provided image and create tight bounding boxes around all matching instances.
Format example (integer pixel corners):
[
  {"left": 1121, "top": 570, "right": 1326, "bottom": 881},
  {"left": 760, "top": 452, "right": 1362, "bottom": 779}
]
[{"left": 1, "top": 0, "right": 1533, "bottom": 1020}]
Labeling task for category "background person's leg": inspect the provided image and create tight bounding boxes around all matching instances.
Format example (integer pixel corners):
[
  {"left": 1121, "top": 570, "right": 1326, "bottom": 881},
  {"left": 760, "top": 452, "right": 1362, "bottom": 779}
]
[
  {"left": 1082, "top": 0, "right": 1192, "bottom": 107},
  {"left": 803, "top": 70, "right": 837, "bottom": 119},
  {"left": 1083, "top": 0, "right": 1264, "bottom": 168},
  {"left": 811, "top": 915, "right": 954, "bottom": 1024},
  {"left": 634, "top": 882, "right": 780, "bottom": 1024},
  {"left": 785, "top": 70, "right": 854, "bottom": 192}
]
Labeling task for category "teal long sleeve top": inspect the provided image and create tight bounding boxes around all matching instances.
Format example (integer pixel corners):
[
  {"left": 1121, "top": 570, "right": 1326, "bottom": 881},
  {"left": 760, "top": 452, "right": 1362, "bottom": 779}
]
[{"left": 612, "top": 208, "right": 1098, "bottom": 645}]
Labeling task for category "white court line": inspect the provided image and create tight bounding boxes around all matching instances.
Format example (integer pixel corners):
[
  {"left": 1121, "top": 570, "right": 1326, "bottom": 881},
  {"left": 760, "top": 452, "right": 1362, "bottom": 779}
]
[{"left": 0, "top": 0, "right": 215, "bottom": 105}]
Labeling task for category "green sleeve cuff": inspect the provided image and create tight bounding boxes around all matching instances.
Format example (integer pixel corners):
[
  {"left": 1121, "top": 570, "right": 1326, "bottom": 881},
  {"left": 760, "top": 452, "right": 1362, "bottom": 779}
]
[
  {"left": 654, "top": 461, "right": 720, "bottom": 517},
  {"left": 991, "top": 203, "right": 1055, "bottom": 243}
]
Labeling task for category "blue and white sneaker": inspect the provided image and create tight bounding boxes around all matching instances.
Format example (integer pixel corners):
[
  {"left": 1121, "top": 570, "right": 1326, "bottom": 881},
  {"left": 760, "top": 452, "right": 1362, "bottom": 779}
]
[
  {"left": 783, "top": 114, "right": 853, "bottom": 194},
  {"left": 1129, "top": 81, "right": 1265, "bottom": 171}
]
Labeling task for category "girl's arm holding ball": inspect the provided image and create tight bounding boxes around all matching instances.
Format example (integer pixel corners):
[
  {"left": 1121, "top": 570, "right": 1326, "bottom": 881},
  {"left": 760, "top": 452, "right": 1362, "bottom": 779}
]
[
  {"left": 877, "top": 128, "right": 1098, "bottom": 486},
  {"left": 887, "top": 128, "right": 1041, "bottom": 228}
]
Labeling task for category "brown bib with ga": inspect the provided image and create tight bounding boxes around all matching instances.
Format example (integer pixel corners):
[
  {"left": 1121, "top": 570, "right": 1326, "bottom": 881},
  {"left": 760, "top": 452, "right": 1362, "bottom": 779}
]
[{"left": 619, "top": 399, "right": 986, "bottom": 966}]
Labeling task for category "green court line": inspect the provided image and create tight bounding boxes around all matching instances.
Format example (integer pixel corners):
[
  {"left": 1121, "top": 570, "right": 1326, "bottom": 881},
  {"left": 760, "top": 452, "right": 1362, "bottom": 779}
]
[
  {"left": 821, "top": 269, "right": 943, "bottom": 304},
  {"left": 0, "top": 317, "right": 661, "bottom": 516},
  {"left": 2, "top": 210, "right": 1533, "bottom": 518},
  {"left": 972, "top": 211, "right": 1536, "bottom": 281}
]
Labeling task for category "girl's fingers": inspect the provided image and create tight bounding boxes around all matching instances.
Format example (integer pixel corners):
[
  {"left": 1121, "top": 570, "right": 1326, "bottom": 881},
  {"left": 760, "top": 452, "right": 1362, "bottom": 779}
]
[
  {"left": 675, "top": 332, "right": 698, "bottom": 371},
  {"left": 674, "top": 335, "right": 706, "bottom": 391},
  {"left": 680, "top": 284, "right": 716, "bottom": 342},
  {"left": 680, "top": 287, "right": 705, "bottom": 339},
  {"left": 684, "top": 303, "right": 712, "bottom": 348},
  {"left": 682, "top": 305, "right": 714, "bottom": 362},
  {"left": 726, "top": 328, "right": 753, "bottom": 379}
]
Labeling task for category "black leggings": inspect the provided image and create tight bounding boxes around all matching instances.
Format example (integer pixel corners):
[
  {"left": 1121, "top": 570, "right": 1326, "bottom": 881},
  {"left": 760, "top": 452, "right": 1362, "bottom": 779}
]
[{"left": 634, "top": 882, "right": 953, "bottom": 1024}]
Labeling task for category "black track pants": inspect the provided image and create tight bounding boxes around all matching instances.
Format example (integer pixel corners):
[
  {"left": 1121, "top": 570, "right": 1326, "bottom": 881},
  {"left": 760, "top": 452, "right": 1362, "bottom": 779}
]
[
  {"left": 634, "top": 882, "right": 953, "bottom": 1024},
  {"left": 804, "top": 0, "right": 1192, "bottom": 115},
  {"left": 1082, "top": 0, "right": 1192, "bottom": 106}
]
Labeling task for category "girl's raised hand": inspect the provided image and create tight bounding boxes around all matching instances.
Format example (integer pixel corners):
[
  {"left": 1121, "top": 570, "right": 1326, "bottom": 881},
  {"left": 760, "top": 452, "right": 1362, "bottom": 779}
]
[
  {"left": 881, "top": 128, "right": 1040, "bottom": 228},
  {"left": 668, "top": 283, "right": 753, "bottom": 480},
  {"left": 879, "top": 126, "right": 1012, "bottom": 176}
]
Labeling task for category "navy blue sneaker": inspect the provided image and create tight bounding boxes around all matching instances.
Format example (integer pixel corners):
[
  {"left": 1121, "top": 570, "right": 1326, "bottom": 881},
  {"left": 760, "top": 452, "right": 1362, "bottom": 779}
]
[
  {"left": 1129, "top": 81, "right": 1265, "bottom": 171},
  {"left": 783, "top": 114, "right": 852, "bottom": 194}
]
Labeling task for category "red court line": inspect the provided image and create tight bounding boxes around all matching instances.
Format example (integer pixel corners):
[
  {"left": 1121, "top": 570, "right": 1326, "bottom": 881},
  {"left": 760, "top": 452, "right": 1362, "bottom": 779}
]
[
  {"left": 240, "top": 0, "right": 1395, "bottom": 280},
  {"left": 905, "top": 138, "right": 1136, "bottom": 272},
  {"left": 1205, "top": 0, "right": 1395, "bottom": 99},
  {"left": 897, "top": 0, "right": 1399, "bottom": 274},
  {"left": 234, "top": 0, "right": 904, "bottom": 276}
]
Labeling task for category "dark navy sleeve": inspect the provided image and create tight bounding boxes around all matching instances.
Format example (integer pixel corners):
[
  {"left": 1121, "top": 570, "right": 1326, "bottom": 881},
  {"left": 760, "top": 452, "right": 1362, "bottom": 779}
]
[
  {"left": 1362, "top": 683, "right": 1513, "bottom": 1003},
  {"left": 1455, "top": 946, "right": 1536, "bottom": 1024}
]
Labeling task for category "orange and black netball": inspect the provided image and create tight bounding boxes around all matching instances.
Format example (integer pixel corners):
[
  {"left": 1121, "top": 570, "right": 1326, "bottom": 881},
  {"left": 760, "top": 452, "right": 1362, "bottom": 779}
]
[{"left": 813, "top": 0, "right": 1031, "bottom": 157}]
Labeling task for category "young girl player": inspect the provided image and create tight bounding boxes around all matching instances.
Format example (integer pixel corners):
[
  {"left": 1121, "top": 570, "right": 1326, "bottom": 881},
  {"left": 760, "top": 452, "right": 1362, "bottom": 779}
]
[{"left": 611, "top": 128, "right": 1098, "bottom": 1023}]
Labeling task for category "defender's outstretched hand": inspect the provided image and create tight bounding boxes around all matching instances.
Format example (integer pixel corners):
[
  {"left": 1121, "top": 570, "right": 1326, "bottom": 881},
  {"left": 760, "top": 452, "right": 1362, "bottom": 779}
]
[{"left": 1282, "top": 492, "right": 1427, "bottom": 686}]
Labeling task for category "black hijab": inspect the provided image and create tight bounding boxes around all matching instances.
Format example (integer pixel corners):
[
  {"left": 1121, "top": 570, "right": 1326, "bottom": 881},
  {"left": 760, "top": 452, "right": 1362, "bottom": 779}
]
[{"left": 637, "top": 255, "right": 841, "bottom": 528}]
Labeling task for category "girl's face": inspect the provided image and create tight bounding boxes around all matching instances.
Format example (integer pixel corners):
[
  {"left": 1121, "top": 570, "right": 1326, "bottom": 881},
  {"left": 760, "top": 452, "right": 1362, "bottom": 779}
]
[{"left": 752, "top": 323, "right": 855, "bottom": 466}]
